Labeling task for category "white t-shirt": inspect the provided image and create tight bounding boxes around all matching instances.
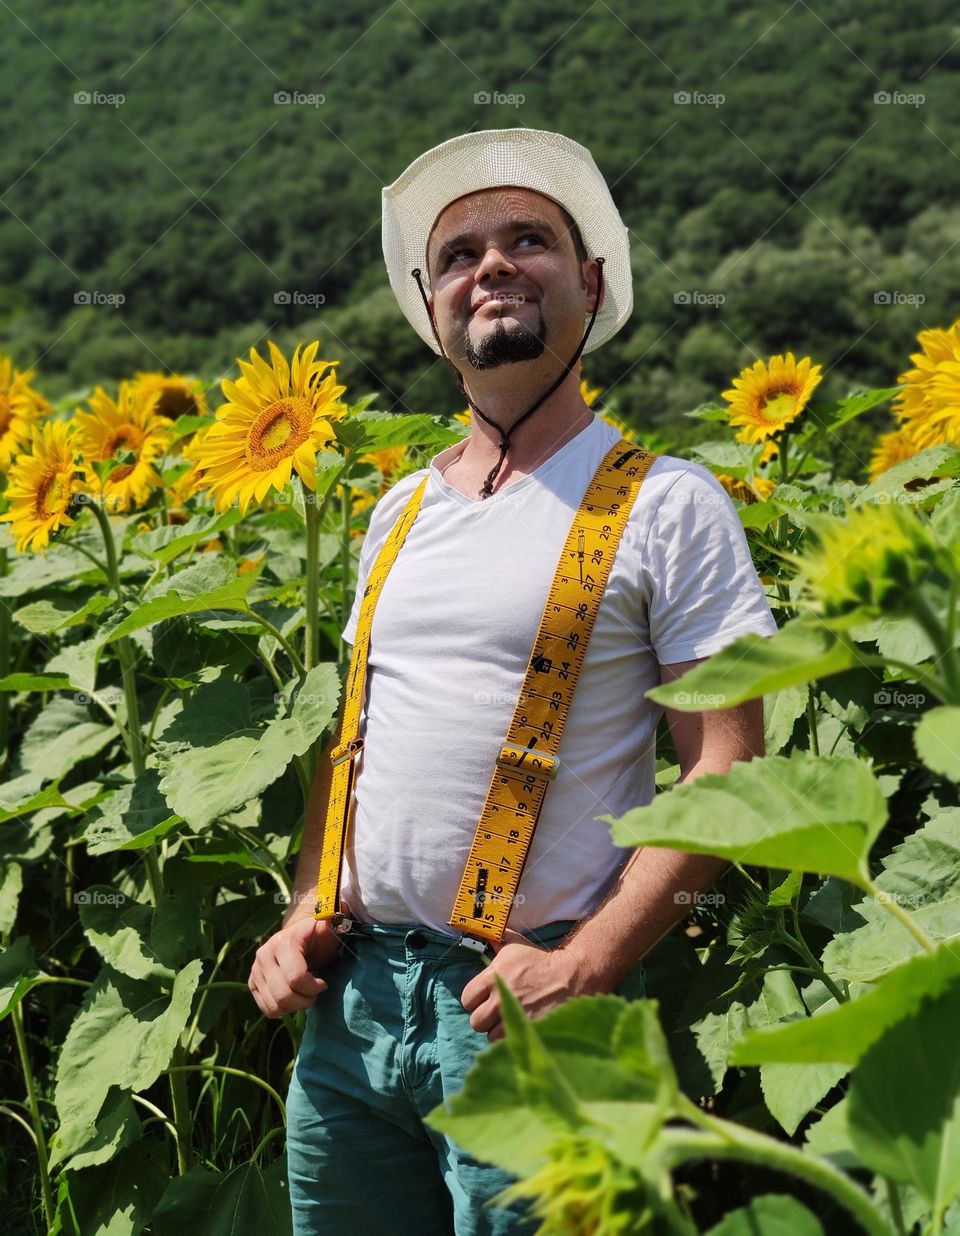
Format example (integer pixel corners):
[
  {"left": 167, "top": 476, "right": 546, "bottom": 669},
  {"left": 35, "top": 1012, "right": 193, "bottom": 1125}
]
[{"left": 337, "top": 412, "right": 778, "bottom": 935}]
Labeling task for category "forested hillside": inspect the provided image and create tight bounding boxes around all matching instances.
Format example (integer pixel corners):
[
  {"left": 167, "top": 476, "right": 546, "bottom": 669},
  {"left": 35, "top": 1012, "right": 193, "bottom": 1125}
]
[{"left": 0, "top": 0, "right": 957, "bottom": 444}]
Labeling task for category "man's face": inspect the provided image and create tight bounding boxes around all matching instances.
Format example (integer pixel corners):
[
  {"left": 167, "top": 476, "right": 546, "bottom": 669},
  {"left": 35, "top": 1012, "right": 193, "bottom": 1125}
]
[{"left": 425, "top": 187, "right": 598, "bottom": 371}]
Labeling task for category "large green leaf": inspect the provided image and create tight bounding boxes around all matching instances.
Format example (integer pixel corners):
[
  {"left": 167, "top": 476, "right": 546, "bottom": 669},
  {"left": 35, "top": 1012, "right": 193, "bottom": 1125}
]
[
  {"left": 915, "top": 707, "right": 960, "bottom": 780},
  {"left": 8, "top": 695, "right": 115, "bottom": 783},
  {"left": 0, "top": 936, "right": 46, "bottom": 1019},
  {"left": 130, "top": 508, "right": 243, "bottom": 565},
  {"left": 693, "top": 970, "right": 805, "bottom": 1093},
  {"left": 12, "top": 592, "right": 113, "bottom": 634},
  {"left": 426, "top": 993, "right": 677, "bottom": 1178},
  {"left": 83, "top": 771, "right": 182, "bottom": 855},
  {"left": 604, "top": 751, "right": 887, "bottom": 887},
  {"left": 56, "top": 1139, "right": 170, "bottom": 1234},
  {"left": 645, "top": 619, "right": 856, "bottom": 711},
  {"left": 706, "top": 1195, "right": 826, "bottom": 1236},
  {"left": 77, "top": 889, "right": 174, "bottom": 983},
  {"left": 158, "top": 665, "right": 340, "bottom": 829},
  {"left": 848, "top": 979, "right": 960, "bottom": 1215},
  {"left": 760, "top": 1061, "right": 848, "bottom": 1137},
  {"left": 105, "top": 557, "right": 265, "bottom": 643},
  {"left": 151, "top": 1156, "right": 291, "bottom": 1236},
  {"left": 52, "top": 959, "right": 203, "bottom": 1160},
  {"left": 822, "top": 810, "right": 960, "bottom": 982},
  {"left": 734, "top": 943, "right": 960, "bottom": 1066}
]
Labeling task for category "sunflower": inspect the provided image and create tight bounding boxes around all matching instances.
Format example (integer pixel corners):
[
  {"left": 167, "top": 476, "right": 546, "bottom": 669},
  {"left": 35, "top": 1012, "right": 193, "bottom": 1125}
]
[
  {"left": 0, "top": 356, "right": 52, "bottom": 471},
  {"left": 891, "top": 319, "right": 960, "bottom": 450},
  {"left": 868, "top": 427, "right": 920, "bottom": 481},
  {"left": 73, "top": 381, "right": 172, "bottom": 514},
  {"left": 0, "top": 418, "right": 90, "bottom": 552},
  {"left": 132, "top": 371, "right": 208, "bottom": 421},
  {"left": 794, "top": 501, "right": 941, "bottom": 617},
  {"left": 717, "top": 473, "right": 776, "bottom": 504},
  {"left": 579, "top": 376, "right": 602, "bottom": 407},
  {"left": 351, "top": 444, "right": 410, "bottom": 516},
  {"left": 722, "top": 352, "right": 823, "bottom": 443},
  {"left": 187, "top": 340, "right": 347, "bottom": 514}
]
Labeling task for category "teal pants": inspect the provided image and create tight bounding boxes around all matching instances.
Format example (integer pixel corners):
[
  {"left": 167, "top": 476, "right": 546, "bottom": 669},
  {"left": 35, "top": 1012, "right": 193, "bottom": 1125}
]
[{"left": 286, "top": 918, "right": 645, "bottom": 1235}]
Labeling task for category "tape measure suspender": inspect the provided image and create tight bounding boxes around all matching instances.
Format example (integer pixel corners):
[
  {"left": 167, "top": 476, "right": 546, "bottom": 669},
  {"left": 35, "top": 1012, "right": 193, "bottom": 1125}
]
[{"left": 313, "top": 438, "right": 658, "bottom": 948}]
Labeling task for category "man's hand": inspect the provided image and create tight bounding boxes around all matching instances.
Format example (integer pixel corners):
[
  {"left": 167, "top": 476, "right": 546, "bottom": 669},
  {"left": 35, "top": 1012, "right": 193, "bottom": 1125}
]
[
  {"left": 460, "top": 927, "right": 589, "bottom": 1042},
  {"left": 248, "top": 915, "right": 343, "bottom": 1019}
]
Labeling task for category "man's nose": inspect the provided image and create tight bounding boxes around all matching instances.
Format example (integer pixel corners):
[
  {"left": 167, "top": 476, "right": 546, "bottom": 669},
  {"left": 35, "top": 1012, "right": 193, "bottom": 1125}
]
[{"left": 475, "top": 245, "right": 517, "bottom": 282}]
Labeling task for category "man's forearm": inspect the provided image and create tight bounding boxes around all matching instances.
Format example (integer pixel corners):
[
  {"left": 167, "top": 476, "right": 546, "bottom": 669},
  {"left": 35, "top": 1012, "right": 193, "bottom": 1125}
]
[
  {"left": 557, "top": 762, "right": 732, "bottom": 994},
  {"left": 559, "top": 844, "right": 727, "bottom": 993}
]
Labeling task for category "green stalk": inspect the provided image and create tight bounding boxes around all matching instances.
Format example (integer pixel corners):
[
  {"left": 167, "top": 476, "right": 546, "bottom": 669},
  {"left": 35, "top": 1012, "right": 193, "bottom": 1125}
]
[
  {"left": 165, "top": 1064, "right": 286, "bottom": 1123},
  {"left": 910, "top": 589, "right": 960, "bottom": 705},
  {"left": 11, "top": 1003, "right": 55, "bottom": 1230},
  {"left": 865, "top": 876, "right": 937, "bottom": 954},
  {"left": 672, "top": 1097, "right": 893, "bottom": 1236},
  {"left": 240, "top": 604, "right": 306, "bottom": 677},
  {"left": 806, "top": 683, "right": 820, "bottom": 756}
]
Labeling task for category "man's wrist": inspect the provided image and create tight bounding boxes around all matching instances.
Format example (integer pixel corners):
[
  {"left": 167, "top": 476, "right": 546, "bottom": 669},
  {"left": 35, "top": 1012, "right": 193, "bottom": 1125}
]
[{"left": 555, "top": 937, "right": 624, "bottom": 997}]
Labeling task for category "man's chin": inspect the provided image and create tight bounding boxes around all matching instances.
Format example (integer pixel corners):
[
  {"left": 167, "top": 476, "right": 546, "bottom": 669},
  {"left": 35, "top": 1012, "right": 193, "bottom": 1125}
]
[{"left": 462, "top": 318, "right": 546, "bottom": 369}]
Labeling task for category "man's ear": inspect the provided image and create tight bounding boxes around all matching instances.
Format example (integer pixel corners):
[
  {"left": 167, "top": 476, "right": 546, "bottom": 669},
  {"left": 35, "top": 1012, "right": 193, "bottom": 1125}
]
[{"left": 585, "top": 258, "right": 605, "bottom": 316}]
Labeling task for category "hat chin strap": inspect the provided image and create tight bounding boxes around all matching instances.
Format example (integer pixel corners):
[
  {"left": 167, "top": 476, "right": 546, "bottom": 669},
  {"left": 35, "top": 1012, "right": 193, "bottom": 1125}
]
[{"left": 410, "top": 257, "right": 606, "bottom": 500}]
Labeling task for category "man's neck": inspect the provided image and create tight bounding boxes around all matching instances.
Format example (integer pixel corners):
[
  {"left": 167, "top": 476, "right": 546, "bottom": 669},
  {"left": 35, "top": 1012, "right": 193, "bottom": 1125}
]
[{"left": 455, "top": 369, "right": 593, "bottom": 476}]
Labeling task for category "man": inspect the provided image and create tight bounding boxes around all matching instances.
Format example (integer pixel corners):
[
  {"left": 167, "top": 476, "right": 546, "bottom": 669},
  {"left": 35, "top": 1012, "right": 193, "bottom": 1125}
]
[{"left": 249, "top": 128, "right": 778, "bottom": 1235}]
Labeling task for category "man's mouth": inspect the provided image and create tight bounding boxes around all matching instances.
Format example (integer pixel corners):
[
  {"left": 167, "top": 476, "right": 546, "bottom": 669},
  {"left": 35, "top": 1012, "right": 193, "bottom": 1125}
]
[{"left": 470, "top": 296, "right": 535, "bottom": 317}]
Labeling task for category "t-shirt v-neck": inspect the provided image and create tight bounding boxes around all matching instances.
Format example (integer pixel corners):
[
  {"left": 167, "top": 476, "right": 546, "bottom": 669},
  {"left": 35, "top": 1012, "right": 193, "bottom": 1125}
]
[{"left": 428, "top": 413, "right": 599, "bottom": 507}]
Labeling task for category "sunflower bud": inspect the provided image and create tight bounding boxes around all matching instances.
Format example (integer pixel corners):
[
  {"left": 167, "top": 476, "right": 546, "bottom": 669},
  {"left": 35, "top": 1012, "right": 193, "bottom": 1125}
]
[{"left": 794, "top": 501, "right": 942, "bottom": 618}]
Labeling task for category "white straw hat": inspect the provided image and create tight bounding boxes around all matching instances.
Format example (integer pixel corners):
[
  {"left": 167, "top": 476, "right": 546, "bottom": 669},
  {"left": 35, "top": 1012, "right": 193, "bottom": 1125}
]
[{"left": 382, "top": 127, "right": 632, "bottom": 356}]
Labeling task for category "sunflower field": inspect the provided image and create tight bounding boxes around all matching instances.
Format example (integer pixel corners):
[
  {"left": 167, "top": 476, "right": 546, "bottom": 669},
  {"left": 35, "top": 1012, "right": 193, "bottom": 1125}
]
[{"left": 0, "top": 322, "right": 958, "bottom": 1235}]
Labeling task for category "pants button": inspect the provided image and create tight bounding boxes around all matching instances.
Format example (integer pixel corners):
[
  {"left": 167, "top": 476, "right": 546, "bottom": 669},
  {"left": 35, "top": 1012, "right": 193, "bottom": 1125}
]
[{"left": 407, "top": 930, "right": 427, "bottom": 948}]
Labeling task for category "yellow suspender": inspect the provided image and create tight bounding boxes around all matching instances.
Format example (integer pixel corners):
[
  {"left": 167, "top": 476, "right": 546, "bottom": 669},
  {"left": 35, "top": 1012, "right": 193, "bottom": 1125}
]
[{"left": 314, "top": 439, "right": 658, "bottom": 946}]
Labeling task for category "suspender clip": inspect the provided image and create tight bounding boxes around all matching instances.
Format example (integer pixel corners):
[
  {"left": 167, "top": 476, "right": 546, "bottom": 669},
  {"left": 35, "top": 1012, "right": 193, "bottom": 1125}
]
[{"left": 330, "top": 737, "right": 364, "bottom": 767}]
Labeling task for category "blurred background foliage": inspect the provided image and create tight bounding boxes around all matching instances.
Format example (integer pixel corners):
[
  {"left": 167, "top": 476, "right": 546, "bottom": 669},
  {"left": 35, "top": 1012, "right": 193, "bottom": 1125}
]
[{"left": 0, "top": 0, "right": 956, "bottom": 465}]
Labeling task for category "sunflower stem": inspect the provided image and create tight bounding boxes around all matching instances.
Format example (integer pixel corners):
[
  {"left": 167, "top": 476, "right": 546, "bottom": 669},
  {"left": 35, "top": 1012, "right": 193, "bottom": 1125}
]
[
  {"left": 11, "top": 1002, "right": 55, "bottom": 1230},
  {"left": 910, "top": 588, "right": 960, "bottom": 705},
  {"left": 242, "top": 605, "right": 305, "bottom": 677},
  {"left": 0, "top": 546, "right": 9, "bottom": 767}
]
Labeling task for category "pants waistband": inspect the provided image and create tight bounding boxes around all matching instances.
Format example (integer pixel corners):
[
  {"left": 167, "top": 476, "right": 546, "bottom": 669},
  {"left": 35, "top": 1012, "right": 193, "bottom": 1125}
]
[{"left": 337, "top": 917, "right": 578, "bottom": 961}]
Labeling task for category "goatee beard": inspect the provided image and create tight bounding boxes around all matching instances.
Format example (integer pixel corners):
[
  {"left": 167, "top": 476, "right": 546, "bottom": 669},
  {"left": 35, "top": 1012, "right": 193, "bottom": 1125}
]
[{"left": 463, "top": 308, "right": 547, "bottom": 369}]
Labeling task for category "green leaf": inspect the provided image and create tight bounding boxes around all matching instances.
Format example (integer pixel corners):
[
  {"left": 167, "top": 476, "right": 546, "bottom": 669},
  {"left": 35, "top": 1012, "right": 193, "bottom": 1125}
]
[
  {"left": 764, "top": 685, "right": 809, "bottom": 754},
  {"left": 733, "top": 943, "right": 960, "bottom": 1066},
  {"left": 83, "top": 772, "right": 182, "bottom": 855},
  {"left": 645, "top": 619, "right": 856, "bottom": 710},
  {"left": 0, "top": 936, "right": 46, "bottom": 1020},
  {"left": 0, "top": 672, "right": 73, "bottom": 692},
  {"left": 706, "top": 1194, "right": 826, "bottom": 1236},
  {"left": 12, "top": 592, "right": 113, "bottom": 634},
  {"left": 808, "top": 386, "right": 900, "bottom": 433},
  {"left": 821, "top": 811, "right": 960, "bottom": 982},
  {"left": 105, "top": 557, "right": 265, "bottom": 643},
  {"left": 349, "top": 409, "right": 463, "bottom": 452},
  {"left": 604, "top": 752, "right": 887, "bottom": 887},
  {"left": 803, "top": 1098, "right": 863, "bottom": 1171},
  {"left": 130, "top": 508, "right": 243, "bottom": 565},
  {"left": 859, "top": 444, "right": 960, "bottom": 505},
  {"left": 52, "top": 959, "right": 203, "bottom": 1159},
  {"left": 77, "top": 888, "right": 174, "bottom": 982},
  {"left": 760, "top": 1061, "right": 849, "bottom": 1136},
  {"left": 693, "top": 970, "right": 805, "bottom": 1093},
  {"left": 849, "top": 978, "right": 960, "bottom": 1214},
  {"left": 0, "top": 780, "right": 85, "bottom": 821},
  {"left": 9, "top": 694, "right": 115, "bottom": 783},
  {"left": 738, "top": 498, "right": 789, "bottom": 530},
  {"left": 158, "top": 665, "right": 340, "bottom": 829},
  {"left": 915, "top": 707, "right": 960, "bottom": 779},
  {"left": 56, "top": 1138, "right": 170, "bottom": 1234},
  {"left": 425, "top": 995, "right": 676, "bottom": 1179},
  {"left": 151, "top": 1156, "right": 292, "bottom": 1236},
  {"left": 51, "top": 1091, "right": 142, "bottom": 1173}
]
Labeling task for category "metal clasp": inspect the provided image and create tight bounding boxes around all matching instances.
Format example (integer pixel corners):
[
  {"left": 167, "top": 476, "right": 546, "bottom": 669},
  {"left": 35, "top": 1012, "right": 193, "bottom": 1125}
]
[
  {"left": 330, "top": 737, "right": 364, "bottom": 767},
  {"left": 495, "top": 742, "right": 560, "bottom": 781},
  {"left": 458, "top": 935, "right": 493, "bottom": 956}
]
